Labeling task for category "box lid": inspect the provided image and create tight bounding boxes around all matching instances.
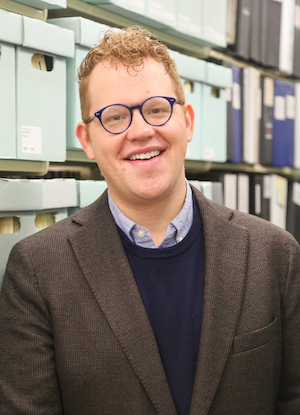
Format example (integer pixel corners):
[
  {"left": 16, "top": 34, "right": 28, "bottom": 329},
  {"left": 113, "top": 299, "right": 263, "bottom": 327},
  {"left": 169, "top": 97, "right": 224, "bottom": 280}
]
[
  {"left": 22, "top": 17, "right": 75, "bottom": 57},
  {"left": 0, "top": 9, "right": 22, "bottom": 45},
  {"left": 76, "top": 180, "right": 107, "bottom": 208},
  {"left": 0, "top": 179, "right": 77, "bottom": 211},
  {"left": 205, "top": 62, "right": 232, "bottom": 88},
  {"left": 169, "top": 49, "right": 206, "bottom": 82},
  {"left": 48, "top": 17, "right": 111, "bottom": 48}
]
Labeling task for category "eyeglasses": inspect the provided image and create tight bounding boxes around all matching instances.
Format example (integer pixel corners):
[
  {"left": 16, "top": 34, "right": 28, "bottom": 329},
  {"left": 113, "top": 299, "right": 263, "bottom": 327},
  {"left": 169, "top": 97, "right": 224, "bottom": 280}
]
[{"left": 84, "top": 96, "right": 184, "bottom": 134}]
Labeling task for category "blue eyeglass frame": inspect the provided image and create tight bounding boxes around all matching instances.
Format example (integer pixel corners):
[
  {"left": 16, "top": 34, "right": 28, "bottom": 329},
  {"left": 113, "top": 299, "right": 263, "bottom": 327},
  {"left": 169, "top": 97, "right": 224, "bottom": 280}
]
[{"left": 84, "top": 95, "right": 184, "bottom": 134}]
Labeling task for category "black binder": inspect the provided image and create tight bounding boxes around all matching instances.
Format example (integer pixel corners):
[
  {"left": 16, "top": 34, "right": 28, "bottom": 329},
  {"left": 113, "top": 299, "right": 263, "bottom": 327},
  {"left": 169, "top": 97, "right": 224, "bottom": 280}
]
[
  {"left": 293, "top": 0, "right": 300, "bottom": 77},
  {"left": 249, "top": 174, "right": 270, "bottom": 221},
  {"left": 230, "top": 0, "right": 251, "bottom": 60},
  {"left": 259, "top": 77, "right": 274, "bottom": 166},
  {"left": 286, "top": 180, "right": 300, "bottom": 244},
  {"left": 250, "top": 0, "right": 262, "bottom": 63},
  {"left": 262, "top": 0, "right": 282, "bottom": 68}
]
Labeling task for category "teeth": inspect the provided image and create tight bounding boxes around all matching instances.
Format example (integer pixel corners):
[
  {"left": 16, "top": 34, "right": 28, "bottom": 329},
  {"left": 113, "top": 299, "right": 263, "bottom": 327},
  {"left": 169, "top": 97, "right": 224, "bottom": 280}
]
[{"left": 129, "top": 150, "right": 161, "bottom": 161}]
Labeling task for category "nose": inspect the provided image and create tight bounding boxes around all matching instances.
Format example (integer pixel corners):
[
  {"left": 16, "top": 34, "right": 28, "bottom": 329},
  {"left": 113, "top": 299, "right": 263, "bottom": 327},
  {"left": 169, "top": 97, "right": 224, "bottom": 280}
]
[{"left": 125, "top": 108, "right": 156, "bottom": 141}]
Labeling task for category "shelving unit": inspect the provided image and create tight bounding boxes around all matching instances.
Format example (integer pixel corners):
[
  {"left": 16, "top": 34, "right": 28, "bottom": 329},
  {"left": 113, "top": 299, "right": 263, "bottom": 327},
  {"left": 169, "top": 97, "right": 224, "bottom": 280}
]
[
  {"left": 1, "top": 0, "right": 300, "bottom": 183},
  {"left": 0, "top": 0, "right": 47, "bottom": 20},
  {"left": 48, "top": 0, "right": 210, "bottom": 59},
  {"left": 0, "top": 159, "right": 49, "bottom": 176}
]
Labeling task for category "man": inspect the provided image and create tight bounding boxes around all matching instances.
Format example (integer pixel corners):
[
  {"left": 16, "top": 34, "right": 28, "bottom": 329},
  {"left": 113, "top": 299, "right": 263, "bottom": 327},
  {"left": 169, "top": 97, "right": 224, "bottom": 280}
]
[{"left": 0, "top": 26, "right": 300, "bottom": 415}]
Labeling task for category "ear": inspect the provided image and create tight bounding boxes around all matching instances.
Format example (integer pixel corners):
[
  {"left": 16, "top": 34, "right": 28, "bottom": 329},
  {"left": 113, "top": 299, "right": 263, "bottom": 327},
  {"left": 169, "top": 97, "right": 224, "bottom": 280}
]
[
  {"left": 76, "top": 122, "right": 95, "bottom": 160},
  {"left": 184, "top": 103, "right": 195, "bottom": 143}
]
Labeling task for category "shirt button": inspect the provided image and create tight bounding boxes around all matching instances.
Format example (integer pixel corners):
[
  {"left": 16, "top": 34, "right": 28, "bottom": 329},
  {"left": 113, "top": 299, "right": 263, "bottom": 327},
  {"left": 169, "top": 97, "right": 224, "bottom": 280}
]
[
  {"left": 137, "top": 229, "right": 146, "bottom": 238},
  {"left": 177, "top": 236, "right": 183, "bottom": 242}
]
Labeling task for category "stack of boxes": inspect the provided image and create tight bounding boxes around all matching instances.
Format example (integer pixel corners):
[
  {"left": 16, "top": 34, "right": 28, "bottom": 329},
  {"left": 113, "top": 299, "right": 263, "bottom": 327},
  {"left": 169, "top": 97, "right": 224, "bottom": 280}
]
[
  {"left": 0, "top": 9, "right": 74, "bottom": 162},
  {"left": 0, "top": 178, "right": 77, "bottom": 284}
]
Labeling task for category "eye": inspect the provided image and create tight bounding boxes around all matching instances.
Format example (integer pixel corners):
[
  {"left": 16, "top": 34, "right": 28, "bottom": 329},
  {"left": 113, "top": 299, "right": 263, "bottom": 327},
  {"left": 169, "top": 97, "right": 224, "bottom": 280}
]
[{"left": 102, "top": 106, "right": 130, "bottom": 126}]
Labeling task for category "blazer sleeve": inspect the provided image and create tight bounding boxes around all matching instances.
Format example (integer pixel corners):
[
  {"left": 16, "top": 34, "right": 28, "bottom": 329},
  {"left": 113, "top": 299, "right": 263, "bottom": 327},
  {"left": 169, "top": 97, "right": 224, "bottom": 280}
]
[
  {"left": 0, "top": 241, "right": 63, "bottom": 415},
  {"left": 277, "top": 236, "right": 300, "bottom": 413}
]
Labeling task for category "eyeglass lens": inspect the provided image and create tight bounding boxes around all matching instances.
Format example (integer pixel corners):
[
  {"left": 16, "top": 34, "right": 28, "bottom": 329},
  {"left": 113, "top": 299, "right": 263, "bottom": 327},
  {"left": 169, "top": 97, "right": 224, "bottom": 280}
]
[{"left": 101, "top": 97, "right": 172, "bottom": 133}]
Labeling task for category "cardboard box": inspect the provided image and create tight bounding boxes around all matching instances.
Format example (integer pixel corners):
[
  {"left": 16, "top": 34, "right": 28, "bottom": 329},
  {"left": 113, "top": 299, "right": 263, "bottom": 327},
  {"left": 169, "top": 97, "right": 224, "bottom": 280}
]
[
  {"left": 201, "top": 62, "right": 232, "bottom": 162},
  {"left": 202, "top": 0, "right": 227, "bottom": 47},
  {"left": 169, "top": 50, "right": 206, "bottom": 160},
  {"left": 12, "top": 0, "right": 66, "bottom": 10},
  {"left": 0, "top": 10, "right": 23, "bottom": 159},
  {"left": 0, "top": 178, "right": 77, "bottom": 285},
  {"left": 16, "top": 17, "right": 74, "bottom": 162},
  {"left": 146, "top": 0, "right": 176, "bottom": 29},
  {"left": 82, "top": 0, "right": 147, "bottom": 25},
  {"left": 68, "top": 180, "right": 107, "bottom": 214},
  {"left": 175, "top": 0, "right": 202, "bottom": 40},
  {"left": 48, "top": 17, "right": 111, "bottom": 150}
]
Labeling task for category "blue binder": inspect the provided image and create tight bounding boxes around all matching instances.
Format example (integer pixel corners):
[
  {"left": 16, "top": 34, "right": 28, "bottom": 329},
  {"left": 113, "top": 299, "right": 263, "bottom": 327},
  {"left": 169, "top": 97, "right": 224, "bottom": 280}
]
[
  {"left": 273, "top": 80, "right": 295, "bottom": 168},
  {"left": 232, "top": 66, "right": 243, "bottom": 163}
]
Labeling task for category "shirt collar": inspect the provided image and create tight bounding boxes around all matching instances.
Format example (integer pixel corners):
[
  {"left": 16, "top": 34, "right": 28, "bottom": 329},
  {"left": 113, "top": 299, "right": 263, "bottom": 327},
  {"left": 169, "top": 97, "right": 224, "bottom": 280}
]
[{"left": 108, "top": 180, "right": 193, "bottom": 249}]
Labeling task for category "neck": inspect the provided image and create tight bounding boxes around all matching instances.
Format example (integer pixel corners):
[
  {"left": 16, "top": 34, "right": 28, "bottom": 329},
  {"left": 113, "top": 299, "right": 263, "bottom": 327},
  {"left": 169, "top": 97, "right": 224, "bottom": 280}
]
[{"left": 110, "top": 179, "right": 187, "bottom": 246}]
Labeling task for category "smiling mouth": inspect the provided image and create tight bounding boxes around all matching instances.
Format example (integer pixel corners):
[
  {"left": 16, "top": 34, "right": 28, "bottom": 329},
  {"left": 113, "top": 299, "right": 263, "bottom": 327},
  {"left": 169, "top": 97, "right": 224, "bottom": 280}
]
[{"left": 127, "top": 150, "right": 164, "bottom": 161}]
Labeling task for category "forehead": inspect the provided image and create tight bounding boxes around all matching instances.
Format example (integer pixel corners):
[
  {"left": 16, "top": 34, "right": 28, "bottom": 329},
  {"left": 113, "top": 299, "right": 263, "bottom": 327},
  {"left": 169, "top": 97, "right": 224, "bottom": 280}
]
[{"left": 88, "top": 58, "right": 175, "bottom": 107}]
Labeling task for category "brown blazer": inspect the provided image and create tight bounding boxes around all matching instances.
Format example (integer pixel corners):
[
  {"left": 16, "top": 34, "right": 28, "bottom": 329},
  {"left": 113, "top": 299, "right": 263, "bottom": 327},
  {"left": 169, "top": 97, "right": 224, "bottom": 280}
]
[{"left": 0, "top": 187, "right": 300, "bottom": 415}]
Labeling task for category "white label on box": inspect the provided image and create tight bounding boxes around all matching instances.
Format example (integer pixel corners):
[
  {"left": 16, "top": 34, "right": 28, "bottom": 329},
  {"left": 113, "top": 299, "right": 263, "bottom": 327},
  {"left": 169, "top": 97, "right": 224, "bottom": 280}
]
[
  {"left": 264, "top": 78, "right": 274, "bottom": 107},
  {"left": 263, "top": 176, "right": 271, "bottom": 199},
  {"left": 232, "top": 82, "right": 241, "bottom": 110},
  {"left": 274, "top": 96, "right": 286, "bottom": 120},
  {"left": 225, "top": 87, "right": 232, "bottom": 103},
  {"left": 21, "top": 126, "right": 42, "bottom": 154},
  {"left": 255, "top": 183, "right": 261, "bottom": 215},
  {"left": 293, "top": 182, "right": 300, "bottom": 206},
  {"left": 286, "top": 95, "right": 295, "bottom": 119},
  {"left": 204, "top": 148, "right": 215, "bottom": 160},
  {"left": 295, "top": 5, "right": 300, "bottom": 29}
]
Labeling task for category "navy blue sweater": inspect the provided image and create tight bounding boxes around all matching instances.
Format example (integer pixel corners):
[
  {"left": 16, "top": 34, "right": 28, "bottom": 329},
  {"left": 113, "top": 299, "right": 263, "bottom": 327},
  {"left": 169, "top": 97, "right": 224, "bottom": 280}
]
[{"left": 118, "top": 201, "right": 205, "bottom": 415}]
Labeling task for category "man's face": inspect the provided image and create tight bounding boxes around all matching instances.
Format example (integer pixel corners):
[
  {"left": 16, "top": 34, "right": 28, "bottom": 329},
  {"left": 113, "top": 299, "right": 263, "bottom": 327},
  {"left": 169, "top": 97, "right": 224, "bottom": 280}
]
[{"left": 76, "top": 58, "right": 194, "bottom": 208}]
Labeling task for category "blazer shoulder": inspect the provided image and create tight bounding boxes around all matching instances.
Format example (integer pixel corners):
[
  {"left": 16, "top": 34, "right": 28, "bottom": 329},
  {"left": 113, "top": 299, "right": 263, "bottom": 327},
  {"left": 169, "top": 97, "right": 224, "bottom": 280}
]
[{"left": 191, "top": 185, "right": 298, "bottom": 247}]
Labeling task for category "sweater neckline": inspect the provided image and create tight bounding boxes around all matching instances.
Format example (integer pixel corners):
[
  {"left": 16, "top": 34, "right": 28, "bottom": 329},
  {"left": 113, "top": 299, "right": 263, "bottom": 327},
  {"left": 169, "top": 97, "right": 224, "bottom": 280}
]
[{"left": 117, "top": 199, "right": 202, "bottom": 259}]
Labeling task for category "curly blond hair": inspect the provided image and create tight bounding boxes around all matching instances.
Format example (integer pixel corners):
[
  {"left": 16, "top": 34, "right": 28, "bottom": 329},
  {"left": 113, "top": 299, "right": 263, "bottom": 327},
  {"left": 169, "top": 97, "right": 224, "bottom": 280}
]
[{"left": 77, "top": 26, "right": 185, "bottom": 122}]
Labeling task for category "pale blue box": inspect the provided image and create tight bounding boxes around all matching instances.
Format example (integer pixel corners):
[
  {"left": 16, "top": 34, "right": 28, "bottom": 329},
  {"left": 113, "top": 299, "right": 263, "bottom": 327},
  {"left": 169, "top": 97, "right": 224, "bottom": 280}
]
[
  {"left": 48, "top": 17, "right": 111, "bottom": 150},
  {"left": 174, "top": 0, "right": 202, "bottom": 40},
  {"left": 16, "top": 17, "right": 74, "bottom": 162},
  {"left": 12, "top": 0, "right": 66, "bottom": 10},
  {"left": 82, "top": 0, "right": 147, "bottom": 25},
  {"left": 169, "top": 49, "right": 206, "bottom": 160},
  {"left": 146, "top": 0, "right": 177, "bottom": 29},
  {"left": 0, "top": 10, "right": 23, "bottom": 159},
  {"left": 68, "top": 180, "right": 107, "bottom": 214},
  {"left": 202, "top": 0, "right": 227, "bottom": 47},
  {"left": 200, "top": 62, "right": 232, "bottom": 162},
  {"left": 0, "top": 178, "right": 77, "bottom": 286},
  {"left": 0, "top": 43, "right": 17, "bottom": 159}
]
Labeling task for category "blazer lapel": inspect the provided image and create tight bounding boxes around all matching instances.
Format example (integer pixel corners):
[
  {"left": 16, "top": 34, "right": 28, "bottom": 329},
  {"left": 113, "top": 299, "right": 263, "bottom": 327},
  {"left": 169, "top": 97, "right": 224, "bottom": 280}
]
[
  {"left": 190, "top": 192, "right": 249, "bottom": 415},
  {"left": 68, "top": 194, "right": 177, "bottom": 415}
]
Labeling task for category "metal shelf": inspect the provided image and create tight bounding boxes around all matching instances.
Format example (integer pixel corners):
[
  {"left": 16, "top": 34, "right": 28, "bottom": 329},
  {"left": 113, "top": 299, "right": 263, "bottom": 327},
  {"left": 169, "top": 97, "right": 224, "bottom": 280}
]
[
  {"left": 51, "top": 153, "right": 300, "bottom": 179},
  {"left": 48, "top": 0, "right": 211, "bottom": 59},
  {"left": 0, "top": 0, "right": 48, "bottom": 20},
  {"left": 0, "top": 159, "right": 49, "bottom": 176},
  {"left": 185, "top": 160, "right": 300, "bottom": 179}
]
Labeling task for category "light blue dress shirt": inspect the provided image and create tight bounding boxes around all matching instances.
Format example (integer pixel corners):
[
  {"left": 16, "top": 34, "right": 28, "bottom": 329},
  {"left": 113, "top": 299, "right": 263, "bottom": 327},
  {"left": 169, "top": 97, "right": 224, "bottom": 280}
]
[{"left": 108, "top": 180, "right": 194, "bottom": 249}]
